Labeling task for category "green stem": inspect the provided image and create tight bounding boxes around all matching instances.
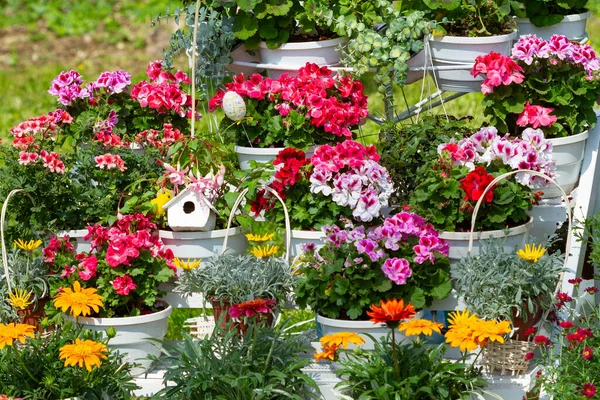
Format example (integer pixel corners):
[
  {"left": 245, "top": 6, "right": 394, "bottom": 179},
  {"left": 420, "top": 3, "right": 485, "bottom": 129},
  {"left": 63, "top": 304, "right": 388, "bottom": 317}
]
[
  {"left": 12, "top": 345, "right": 38, "bottom": 384},
  {"left": 262, "top": 328, "right": 276, "bottom": 376},
  {"left": 476, "top": 4, "right": 490, "bottom": 36},
  {"left": 468, "top": 347, "right": 485, "bottom": 375},
  {"left": 391, "top": 328, "right": 400, "bottom": 381}
]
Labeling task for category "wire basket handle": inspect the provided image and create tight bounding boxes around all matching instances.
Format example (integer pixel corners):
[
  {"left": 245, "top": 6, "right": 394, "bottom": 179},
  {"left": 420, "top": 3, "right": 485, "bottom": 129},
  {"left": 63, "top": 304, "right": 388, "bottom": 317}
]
[
  {"left": 221, "top": 186, "right": 292, "bottom": 263},
  {"left": 467, "top": 169, "right": 572, "bottom": 336},
  {"left": 1, "top": 189, "right": 35, "bottom": 292}
]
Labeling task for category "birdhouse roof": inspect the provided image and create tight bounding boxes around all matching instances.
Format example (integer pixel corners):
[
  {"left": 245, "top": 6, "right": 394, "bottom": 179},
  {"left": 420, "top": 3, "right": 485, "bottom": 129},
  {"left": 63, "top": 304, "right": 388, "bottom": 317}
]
[{"left": 162, "top": 186, "right": 196, "bottom": 210}]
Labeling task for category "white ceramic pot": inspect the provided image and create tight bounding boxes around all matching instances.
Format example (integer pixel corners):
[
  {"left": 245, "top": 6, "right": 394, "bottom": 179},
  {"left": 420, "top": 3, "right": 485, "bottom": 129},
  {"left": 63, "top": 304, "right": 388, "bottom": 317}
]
[
  {"left": 316, "top": 313, "right": 418, "bottom": 350},
  {"left": 59, "top": 229, "right": 91, "bottom": 253},
  {"left": 69, "top": 302, "right": 172, "bottom": 376},
  {"left": 544, "top": 131, "right": 589, "bottom": 198},
  {"left": 290, "top": 229, "right": 325, "bottom": 258},
  {"left": 428, "top": 31, "right": 518, "bottom": 92},
  {"left": 234, "top": 145, "right": 317, "bottom": 171},
  {"left": 259, "top": 37, "right": 346, "bottom": 78},
  {"left": 159, "top": 228, "right": 248, "bottom": 270},
  {"left": 516, "top": 9, "right": 590, "bottom": 41},
  {"left": 440, "top": 217, "right": 534, "bottom": 267}
]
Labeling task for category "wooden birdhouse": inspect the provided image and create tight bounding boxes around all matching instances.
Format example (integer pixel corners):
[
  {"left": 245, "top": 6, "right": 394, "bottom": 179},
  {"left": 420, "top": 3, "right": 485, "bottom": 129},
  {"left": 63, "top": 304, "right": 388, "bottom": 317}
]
[{"left": 162, "top": 187, "right": 217, "bottom": 232}]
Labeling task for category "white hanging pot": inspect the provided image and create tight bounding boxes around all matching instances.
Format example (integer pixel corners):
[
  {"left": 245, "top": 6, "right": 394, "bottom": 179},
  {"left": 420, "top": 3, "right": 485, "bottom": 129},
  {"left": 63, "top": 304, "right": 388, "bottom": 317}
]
[
  {"left": 234, "top": 145, "right": 317, "bottom": 171},
  {"left": 515, "top": 9, "right": 590, "bottom": 41},
  {"left": 66, "top": 302, "right": 172, "bottom": 376},
  {"left": 290, "top": 229, "right": 326, "bottom": 258},
  {"left": 428, "top": 31, "right": 518, "bottom": 93},
  {"left": 258, "top": 37, "right": 346, "bottom": 78},
  {"left": 440, "top": 217, "right": 534, "bottom": 267},
  {"left": 544, "top": 130, "right": 589, "bottom": 198}
]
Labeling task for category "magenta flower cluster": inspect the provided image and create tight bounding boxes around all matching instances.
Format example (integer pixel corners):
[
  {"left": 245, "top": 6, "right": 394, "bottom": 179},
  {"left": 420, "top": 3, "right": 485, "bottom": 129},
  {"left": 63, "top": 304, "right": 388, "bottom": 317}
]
[
  {"left": 48, "top": 70, "right": 132, "bottom": 106},
  {"left": 438, "top": 126, "right": 555, "bottom": 186},
  {"left": 322, "top": 212, "right": 448, "bottom": 285},
  {"left": 310, "top": 140, "right": 393, "bottom": 222}
]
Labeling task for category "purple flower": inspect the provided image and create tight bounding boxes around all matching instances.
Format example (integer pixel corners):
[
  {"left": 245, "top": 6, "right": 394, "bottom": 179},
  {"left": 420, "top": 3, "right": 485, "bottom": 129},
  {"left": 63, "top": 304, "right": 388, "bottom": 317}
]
[
  {"left": 95, "top": 70, "right": 132, "bottom": 94},
  {"left": 356, "top": 239, "right": 384, "bottom": 261},
  {"left": 381, "top": 257, "right": 412, "bottom": 285},
  {"left": 544, "top": 34, "right": 573, "bottom": 60},
  {"left": 346, "top": 225, "right": 366, "bottom": 242},
  {"left": 301, "top": 242, "right": 316, "bottom": 252}
]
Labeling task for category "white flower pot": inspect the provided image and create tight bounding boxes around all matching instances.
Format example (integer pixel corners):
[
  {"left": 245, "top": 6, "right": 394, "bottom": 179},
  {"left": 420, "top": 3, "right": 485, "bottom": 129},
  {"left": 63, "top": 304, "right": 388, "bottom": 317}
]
[
  {"left": 68, "top": 302, "right": 172, "bottom": 376},
  {"left": 290, "top": 229, "right": 325, "bottom": 258},
  {"left": 429, "top": 31, "right": 518, "bottom": 92},
  {"left": 234, "top": 145, "right": 316, "bottom": 171},
  {"left": 159, "top": 228, "right": 248, "bottom": 271},
  {"left": 59, "top": 229, "right": 91, "bottom": 253},
  {"left": 544, "top": 131, "right": 589, "bottom": 198},
  {"left": 439, "top": 217, "right": 534, "bottom": 267},
  {"left": 516, "top": 9, "right": 590, "bottom": 41},
  {"left": 316, "top": 313, "right": 417, "bottom": 351},
  {"left": 259, "top": 37, "right": 346, "bottom": 78}
]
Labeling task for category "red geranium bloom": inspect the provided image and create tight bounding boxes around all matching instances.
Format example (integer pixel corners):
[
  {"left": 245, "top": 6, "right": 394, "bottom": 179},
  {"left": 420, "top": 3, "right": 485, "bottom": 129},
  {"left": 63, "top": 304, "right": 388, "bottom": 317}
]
[
  {"left": 367, "top": 298, "right": 416, "bottom": 329},
  {"left": 583, "top": 383, "right": 596, "bottom": 398},
  {"left": 459, "top": 166, "right": 495, "bottom": 203},
  {"left": 229, "top": 298, "right": 276, "bottom": 319}
]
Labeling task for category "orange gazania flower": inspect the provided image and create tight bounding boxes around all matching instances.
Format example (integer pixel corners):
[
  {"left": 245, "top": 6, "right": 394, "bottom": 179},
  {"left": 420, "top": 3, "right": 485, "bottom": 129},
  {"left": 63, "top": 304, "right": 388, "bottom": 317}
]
[
  {"left": 0, "top": 323, "right": 36, "bottom": 349},
  {"left": 399, "top": 319, "right": 444, "bottom": 337},
  {"left": 229, "top": 298, "right": 277, "bottom": 319},
  {"left": 59, "top": 339, "right": 108, "bottom": 372},
  {"left": 53, "top": 281, "right": 104, "bottom": 318},
  {"left": 320, "top": 332, "right": 365, "bottom": 349},
  {"left": 314, "top": 343, "right": 340, "bottom": 362},
  {"left": 367, "top": 298, "right": 416, "bottom": 328}
]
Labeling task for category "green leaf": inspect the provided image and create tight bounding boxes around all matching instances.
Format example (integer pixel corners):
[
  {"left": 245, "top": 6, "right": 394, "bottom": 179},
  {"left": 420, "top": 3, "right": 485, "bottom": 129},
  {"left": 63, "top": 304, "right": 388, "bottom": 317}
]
[{"left": 233, "top": 11, "right": 258, "bottom": 40}]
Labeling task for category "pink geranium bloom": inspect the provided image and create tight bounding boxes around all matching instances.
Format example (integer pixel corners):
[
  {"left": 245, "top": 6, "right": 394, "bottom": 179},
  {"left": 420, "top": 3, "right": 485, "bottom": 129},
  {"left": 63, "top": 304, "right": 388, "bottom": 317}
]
[
  {"left": 516, "top": 102, "right": 558, "bottom": 128},
  {"left": 111, "top": 275, "right": 137, "bottom": 296},
  {"left": 381, "top": 257, "right": 412, "bottom": 285}
]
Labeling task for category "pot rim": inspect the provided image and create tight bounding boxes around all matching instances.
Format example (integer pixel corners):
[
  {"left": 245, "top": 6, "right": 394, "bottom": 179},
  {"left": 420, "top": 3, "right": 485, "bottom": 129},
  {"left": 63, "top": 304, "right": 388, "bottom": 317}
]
[
  {"left": 547, "top": 129, "right": 589, "bottom": 146},
  {"left": 515, "top": 8, "right": 591, "bottom": 23},
  {"left": 233, "top": 144, "right": 317, "bottom": 155},
  {"left": 439, "top": 217, "right": 534, "bottom": 240},
  {"left": 429, "top": 30, "right": 518, "bottom": 43},
  {"left": 159, "top": 227, "right": 242, "bottom": 240},
  {"left": 66, "top": 301, "right": 172, "bottom": 326},
  {"left": 259, "top": 36, "right": 347, "bottom": 50}
]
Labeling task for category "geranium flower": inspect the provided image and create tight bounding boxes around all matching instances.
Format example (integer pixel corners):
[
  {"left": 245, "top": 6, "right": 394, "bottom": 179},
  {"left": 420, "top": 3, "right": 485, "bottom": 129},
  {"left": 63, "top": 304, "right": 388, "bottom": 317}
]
[
  {"left": 111, "top": 275, "right": 137, "bottom": 296},
  {"left": 0, "top": 323, "right": 35, "bottom": 349},
  {"left": 53, "top": 281, "right": 104, "bottom": 317},
  {"left": 381, "top": 257, "right": 412, "bottom": 285},
  {"left": 229, "top": 298, "right": 276, "bottom": 319},
  {"left": 399, "top": 319, "right": 444, "bottom": 336},
  {"left": 367, "top": 299, "right": 416, "bottom": 329},
  {"left": 459, "top": 166, "right": 495, "bottom": 203},
  {"left": 516, "top": 102, "right": 557, "bottom": 129},
  {"left": 320, "top": 332, "right": 365, "bottom": 349},
  {"left": 59, "top": 339, "right": 108, "bottom": 372}
]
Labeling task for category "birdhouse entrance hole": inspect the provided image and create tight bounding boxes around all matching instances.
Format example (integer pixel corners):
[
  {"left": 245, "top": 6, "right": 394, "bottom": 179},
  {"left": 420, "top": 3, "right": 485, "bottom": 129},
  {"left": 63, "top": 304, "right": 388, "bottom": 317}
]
[{"left": 183, "top": 201, "right": 195, "bottom": 214}]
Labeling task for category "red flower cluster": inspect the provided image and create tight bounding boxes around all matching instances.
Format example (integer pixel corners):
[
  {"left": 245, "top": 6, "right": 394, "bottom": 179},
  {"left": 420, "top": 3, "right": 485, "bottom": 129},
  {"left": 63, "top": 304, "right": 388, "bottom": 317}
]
[
  {"left": 131, "top": 60, "right": 195, "bottom": 118},
  {"left": 209, "top": 63, "right": 368, "bottom": 139},
  {"left": 135, "top": 123, "right": 185, "bottom": 151},
  {"left": 43, "top": 235, "right": 75, "bottom": 265},
  {"left": 556, "top": 292, "right": 574, "bottom": 308},
  {"left": 516, "top": 102, "right": 558, "bottom": 129},
  {"left": 94, "top": 153, "right": 126, "bottom": 172},
  {"left": 533, "top": 335, "right": 551, "bottom": 346},
  {"left": 311, "top": 140, "right": 380, "bottom": 173},
  {"left": 229, "top": 298, "right": 276, "bottom": 319},
  {"left": 566, "top": 328, "right": 593, "bottom": 344},
  {"left": 471, "top": 51, "right": 525, "bottom": 94},
  {"left": 459, "top": 166, "right": 495, "bottom": 203}
]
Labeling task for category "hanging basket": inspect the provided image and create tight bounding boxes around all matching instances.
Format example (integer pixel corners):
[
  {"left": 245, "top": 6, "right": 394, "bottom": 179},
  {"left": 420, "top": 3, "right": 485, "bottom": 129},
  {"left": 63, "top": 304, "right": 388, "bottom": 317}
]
[{"left": 467, "top": 169, "right": 572, "bottom": 375}]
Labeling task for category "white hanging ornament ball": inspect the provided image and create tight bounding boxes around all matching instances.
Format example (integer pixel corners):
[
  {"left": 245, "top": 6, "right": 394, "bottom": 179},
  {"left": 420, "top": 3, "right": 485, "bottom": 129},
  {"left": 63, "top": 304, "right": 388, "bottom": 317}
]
[{"left": 222, "top": 91, "right": 246, "bottom": 121}]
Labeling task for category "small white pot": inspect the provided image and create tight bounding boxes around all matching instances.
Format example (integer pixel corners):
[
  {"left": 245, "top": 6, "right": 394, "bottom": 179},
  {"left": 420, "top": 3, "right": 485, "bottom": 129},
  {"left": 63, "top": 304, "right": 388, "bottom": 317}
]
[
  {"left": 316, "top": 313, "right": 418, "bottom": 350},
  {"left": 68, "top": 303, "right": 172, "bottom": 376},
  {"left": 429, "top": 31, "right": 518, "bottom": 92},
  {"left": 159, "top": 228, "right": 248, "bottom": 270},
  {"left": 234, "top": 145, "right": 316, "bottom": 171},
  {"left": 516, "top": 9, "right": 590, "bottom": 41},
  {"left": 439, "top": 217, "right": 534, "bottom": 266},
  {"left": 544, "top": 131, "right": 589, "bottom": 198},
  {"left": 259, "top": 37, "right": 346, "bottom": 78},
  {"left": 290, "top": 229, "right": 325, "bottom": 258}
]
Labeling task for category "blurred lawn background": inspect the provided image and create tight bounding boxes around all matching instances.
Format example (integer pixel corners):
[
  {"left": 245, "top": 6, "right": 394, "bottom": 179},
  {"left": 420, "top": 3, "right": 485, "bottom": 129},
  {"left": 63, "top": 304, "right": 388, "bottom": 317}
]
[{"left": 0, "top": 0, "right": 598, "bottom": 338}]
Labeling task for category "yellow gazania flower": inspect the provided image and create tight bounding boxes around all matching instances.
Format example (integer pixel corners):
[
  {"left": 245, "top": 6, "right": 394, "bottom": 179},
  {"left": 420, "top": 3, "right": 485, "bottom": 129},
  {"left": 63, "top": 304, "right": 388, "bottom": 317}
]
[
  {"left": 13, "top": 238, "right": 43, "bottom": 252},
  {"left": 8, "top": 288, "right": 32, "bottom": 310},
  {"left": 445, "top": 325, "right": 479, "bottom": 352},
  {"left": 314, "top": 343, "right": 340, "bottom": 362},
  {"left": 471, "top": 319, "right": 512, "bottom": 346},
  {"left": 517, "top": 243, "right": 546, "bottom": 263},
  {"left": 150, "top": 188, "right": 173, "bottom": 216},
  {"left": 245, "top": 232, "right": 275, "bottom": 242},
  {"left": 399, "top": 319, "right": 444, "bottom": 337},
  {"left": 251, "top": 244, "right": 279, "bottom": 258},
  {"left": 59, "top": 338, "right": 108, "bottom": 372},
  {"left": 0, "top": 323, "right": 35, "bottom": 349},
  {"left": 447, "top": 309, "right": 477, "bottom": 330},
  {"left": 320, "top": 332, "right": 365, "bottom": 349},
  {"left": 53, "top": 281, "right": 104, "bottom": 318},
  {"left": 173, "top": 257, "right": 201, "bottom": 271}
]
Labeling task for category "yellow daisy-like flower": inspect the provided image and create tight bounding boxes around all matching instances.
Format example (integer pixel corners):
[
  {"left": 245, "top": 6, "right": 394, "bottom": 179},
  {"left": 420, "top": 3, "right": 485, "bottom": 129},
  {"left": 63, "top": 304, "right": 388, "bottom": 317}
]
[
  {"left": 0, "top": 323, "right": 35, "bottom": 349},
  {"left": 246, "top": 232, "right": 275, "bottom": 242},
  {"left": 173, "top": 257, "right": 201, "bottom": 271},
  {"left": 517, "top": 243, "right": 546, "bottom": 263},
  {"left": 8, "top": 288, "right": 32, "bottom": 310},
  {"left": 447, "top": 309, "right": 477, "bottom": 329},
  {"left": 471, "top": 319, "right": 512, "bottom": 346},
  {"left": 314, "top": 343, "right": 340, "bottom": 362},
  {"left": 150, "top": 188, "right": 174, "bottom": 216},
  {"left": 445, "top": 325, "right": 479, "bottom": 352},
  {"left": 251, "top": 244, "right": 279, "bottom": 258},
  {"left": 320, "top": 332, "right": 365, "bottom": 349},
  {"left": 399, "top": 318, "right": 444, "bottom": 337},
  {"left": 59, "top": 339, "right": 108, "bottom": 372},
  {"left": 53, "top": 281, "right": 104, "bottom": 318},
  {"left": 13, "top": 238, "right": 43, "bottom": 252}
]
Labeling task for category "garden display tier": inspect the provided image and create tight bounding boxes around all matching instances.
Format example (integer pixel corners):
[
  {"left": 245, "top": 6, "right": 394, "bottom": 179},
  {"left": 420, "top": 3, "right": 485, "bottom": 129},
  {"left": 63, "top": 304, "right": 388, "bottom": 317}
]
[{"left": 515, "top": 9, "right": 590, "bottom": 41}]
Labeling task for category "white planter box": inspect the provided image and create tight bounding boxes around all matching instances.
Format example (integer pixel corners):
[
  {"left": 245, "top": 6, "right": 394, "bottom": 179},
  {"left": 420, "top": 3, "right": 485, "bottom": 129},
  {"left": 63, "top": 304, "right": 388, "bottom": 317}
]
[{"left": 516, "top": 9, "right": 590, "bottom": 41}]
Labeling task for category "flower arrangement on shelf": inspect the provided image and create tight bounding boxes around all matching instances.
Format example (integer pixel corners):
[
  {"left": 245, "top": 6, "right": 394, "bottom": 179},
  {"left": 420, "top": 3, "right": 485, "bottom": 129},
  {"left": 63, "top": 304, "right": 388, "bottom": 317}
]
[
  {"left": 528, "top": 282, "right": 600, "bottom": 399},
  {"left": 44, "top": 213, "right": 175, "bottom": 318},
  {"left": 472, "top": 34, "right": 600, "bottom": 138},
  {"left": 0, "top": 321, "right": 137, "bottom": 399},
  {"left": 242, "top": 141, "right": 394, "bottom": 230},
  {"left": 209, "top": 63, "right": 369, "bottom": 148},
  {"left": 410, "top": 126, "right": 553, "bottom": 232},
  {"left": 295, "top": 212, "right": 451, "bottom": 319},
  {"left": 0, "top": 60, "right": 199, "bottom": 241},
  {"left": 316, "top": 299, "right": 509, "bottom": 399}
]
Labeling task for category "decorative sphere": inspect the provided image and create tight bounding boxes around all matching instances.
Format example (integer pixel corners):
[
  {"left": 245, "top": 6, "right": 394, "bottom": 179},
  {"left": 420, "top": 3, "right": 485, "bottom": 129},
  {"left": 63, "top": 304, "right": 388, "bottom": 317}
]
[{"left": 222, "top": 91, "right": 246, "bottom": 121}]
